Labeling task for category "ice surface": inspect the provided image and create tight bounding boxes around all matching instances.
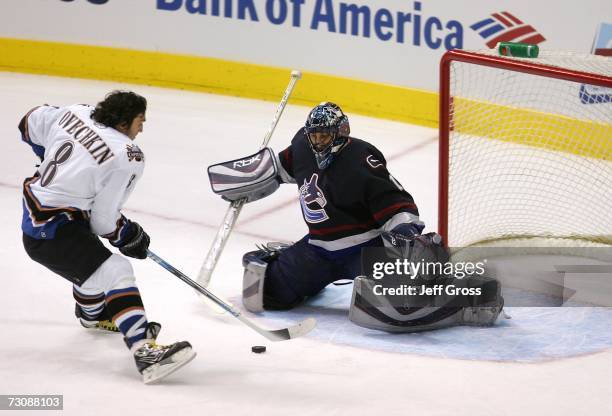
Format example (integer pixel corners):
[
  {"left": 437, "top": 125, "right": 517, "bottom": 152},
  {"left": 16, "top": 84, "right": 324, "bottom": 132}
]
[{"left": 1, "top": 73, "right": 611, "bottom": 416}]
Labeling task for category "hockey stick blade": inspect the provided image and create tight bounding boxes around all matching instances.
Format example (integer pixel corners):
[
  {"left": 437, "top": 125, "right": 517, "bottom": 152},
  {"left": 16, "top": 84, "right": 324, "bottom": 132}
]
[
  {"left": 147, "top": 250, "right": 317, "bottom": 342},
  {"left": 238, "top": 315, "right": 317, "bottom": 342}
]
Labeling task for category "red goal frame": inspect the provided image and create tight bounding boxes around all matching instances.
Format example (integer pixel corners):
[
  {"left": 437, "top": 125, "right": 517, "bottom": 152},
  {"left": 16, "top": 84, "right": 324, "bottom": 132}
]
[{"left": 438, "top": 49, "right": 612, "bottom": 247}]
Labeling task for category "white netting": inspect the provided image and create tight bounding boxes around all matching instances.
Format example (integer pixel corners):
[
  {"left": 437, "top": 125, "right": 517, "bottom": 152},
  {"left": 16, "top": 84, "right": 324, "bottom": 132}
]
[{"left": 446, "top": 50, "right": 612, "bottom": 248}]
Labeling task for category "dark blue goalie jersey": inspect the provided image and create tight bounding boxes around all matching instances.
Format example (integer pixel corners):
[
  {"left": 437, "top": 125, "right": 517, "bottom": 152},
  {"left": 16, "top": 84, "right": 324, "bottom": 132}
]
[{"left": 278, "top": 128, "right": 422, "bottom": 253}]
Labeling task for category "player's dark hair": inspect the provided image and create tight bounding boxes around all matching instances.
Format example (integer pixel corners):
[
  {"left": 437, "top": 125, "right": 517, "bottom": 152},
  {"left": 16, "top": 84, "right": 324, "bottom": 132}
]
[{"left": 91, "top": 90, "right": 147, "bottom": 129}]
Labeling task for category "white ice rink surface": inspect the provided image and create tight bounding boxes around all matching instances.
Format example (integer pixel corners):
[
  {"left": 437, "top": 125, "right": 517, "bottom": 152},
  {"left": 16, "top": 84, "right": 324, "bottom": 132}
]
[{"left": 1, "top": 73, "right": 611, "bottom": 415}]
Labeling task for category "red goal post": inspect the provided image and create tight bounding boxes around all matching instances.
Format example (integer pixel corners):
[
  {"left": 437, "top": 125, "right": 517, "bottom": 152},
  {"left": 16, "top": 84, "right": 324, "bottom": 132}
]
[{"left": 438, "top": 49, "right": 612, "bottom": 249}]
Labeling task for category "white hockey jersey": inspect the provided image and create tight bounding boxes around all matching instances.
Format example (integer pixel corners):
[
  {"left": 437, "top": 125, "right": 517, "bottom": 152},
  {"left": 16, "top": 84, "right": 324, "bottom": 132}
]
[{"left": 20, "top": 104, "right": 145, "bottom": 245}]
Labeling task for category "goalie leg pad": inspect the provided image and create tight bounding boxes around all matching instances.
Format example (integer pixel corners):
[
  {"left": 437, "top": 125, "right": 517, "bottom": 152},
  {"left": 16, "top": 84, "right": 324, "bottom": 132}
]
[
  {"left": 241, "top": 243, "right": 290, "bottom": 313},
  {"left": 349, "top": 275, "right": 504, "bottom": 333},
  {"left": 242, "top": 255, "right": 268, "bottom": 313},
  {"left": 460, "top": 275, "right": 505, "bottom": 326},
  {"left": 348, "top": 277, "right": 463, "bottom": 333}
]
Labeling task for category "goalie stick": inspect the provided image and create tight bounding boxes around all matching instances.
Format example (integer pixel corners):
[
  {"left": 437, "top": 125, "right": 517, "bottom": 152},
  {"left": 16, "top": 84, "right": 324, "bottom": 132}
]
[
  {"left": 197, "top": 70, "right": 302, "bottom": 289},
  {"left": 147, "top": 249, "right": 317, "bottom": 341}
]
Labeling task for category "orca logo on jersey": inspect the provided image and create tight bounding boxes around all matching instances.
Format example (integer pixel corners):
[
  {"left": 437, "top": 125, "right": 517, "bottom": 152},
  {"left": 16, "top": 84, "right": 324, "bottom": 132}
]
[{"left": 299, "top": 173, "right": 329, "bottom": 224}]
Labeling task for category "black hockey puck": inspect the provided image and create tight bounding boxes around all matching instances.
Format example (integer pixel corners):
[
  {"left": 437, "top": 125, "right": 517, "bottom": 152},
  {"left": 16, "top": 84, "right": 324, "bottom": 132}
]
[{"left": 251, "top": 345, "right": 266, "bottom": 354}]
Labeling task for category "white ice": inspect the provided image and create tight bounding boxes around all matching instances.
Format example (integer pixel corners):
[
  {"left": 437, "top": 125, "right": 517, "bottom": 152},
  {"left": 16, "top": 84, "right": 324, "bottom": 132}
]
[{"left": 1, "top": 73, "right": 611, "bottom": 416}]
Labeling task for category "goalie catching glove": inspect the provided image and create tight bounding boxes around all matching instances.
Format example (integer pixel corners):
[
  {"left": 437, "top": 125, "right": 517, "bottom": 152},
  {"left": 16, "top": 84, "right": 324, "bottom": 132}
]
[{"left": 208, "top": 148, "right": 280, "bottom": 203}]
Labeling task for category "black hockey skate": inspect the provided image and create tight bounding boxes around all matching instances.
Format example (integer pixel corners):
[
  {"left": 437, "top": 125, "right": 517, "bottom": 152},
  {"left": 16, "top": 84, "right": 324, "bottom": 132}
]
[
  {"left": 131, "top": 322, "right": 196, "bottom": 384},
  {"left": 75, "top": 303, "right": 119, "bottom": 333}
]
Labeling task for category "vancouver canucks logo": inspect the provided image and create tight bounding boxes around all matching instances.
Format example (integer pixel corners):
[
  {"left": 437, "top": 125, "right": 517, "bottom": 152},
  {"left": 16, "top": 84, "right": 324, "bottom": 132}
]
[
  {"left": 299, "top": 173, "right": 329, "bottom": 224},
  {"left": 366, "top": 154, "right": 383, "bottom": 169}
]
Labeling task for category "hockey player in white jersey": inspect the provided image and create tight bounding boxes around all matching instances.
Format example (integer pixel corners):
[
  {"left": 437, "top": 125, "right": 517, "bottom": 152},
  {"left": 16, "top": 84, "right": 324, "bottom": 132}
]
[{"left": 19, "top": 91, "right": 195, "bottom": 384}]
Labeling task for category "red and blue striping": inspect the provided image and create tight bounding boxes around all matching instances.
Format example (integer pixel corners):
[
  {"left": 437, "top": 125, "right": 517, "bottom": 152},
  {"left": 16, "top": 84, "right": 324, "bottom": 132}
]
[{"left": 471, "top": 11, "right": 546, "bottom": 48}]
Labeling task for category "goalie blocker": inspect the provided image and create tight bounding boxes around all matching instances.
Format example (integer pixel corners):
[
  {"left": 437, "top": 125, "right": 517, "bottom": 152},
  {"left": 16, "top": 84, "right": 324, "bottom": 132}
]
[{"left": 208, "top": 148, "right": 280, "bottom": 203}]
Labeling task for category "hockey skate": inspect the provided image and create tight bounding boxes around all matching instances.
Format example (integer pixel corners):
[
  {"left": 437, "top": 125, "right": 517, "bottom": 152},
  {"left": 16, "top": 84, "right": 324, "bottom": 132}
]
[
  {"left": 131, "top": 322, "right": 196, "bottom": 384},
  {"left": 74, "top": 303, "right": 119, "bottom": 333}
]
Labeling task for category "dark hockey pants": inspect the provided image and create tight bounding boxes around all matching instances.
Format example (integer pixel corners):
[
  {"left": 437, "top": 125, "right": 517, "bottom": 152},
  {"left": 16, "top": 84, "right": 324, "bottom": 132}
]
[{"left": 263, "top": 237, "right": 366, "bottom": 310}]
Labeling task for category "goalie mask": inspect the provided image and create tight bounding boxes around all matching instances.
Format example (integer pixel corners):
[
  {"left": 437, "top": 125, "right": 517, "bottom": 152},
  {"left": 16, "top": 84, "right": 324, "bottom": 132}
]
[{"left": 304, "top": 102, "right": 350, "bottom": 169}]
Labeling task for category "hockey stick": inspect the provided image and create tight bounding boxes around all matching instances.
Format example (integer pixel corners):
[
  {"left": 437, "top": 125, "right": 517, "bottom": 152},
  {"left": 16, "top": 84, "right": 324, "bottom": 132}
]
[
  {"left": 197, "top": 70, "right": 302, "bottom": 289},
  {"left": 147, "top": 249, "right": 316, "bottom": 341}
]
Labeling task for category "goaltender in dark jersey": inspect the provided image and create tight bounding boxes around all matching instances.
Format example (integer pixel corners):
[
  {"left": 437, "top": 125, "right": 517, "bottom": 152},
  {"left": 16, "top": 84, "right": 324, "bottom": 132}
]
[
  {"left": 278, "top": 127, "right": 421, "bottom": 255},
  {"left": 233, "top": 102, "right": 503, "bottom": 331}
]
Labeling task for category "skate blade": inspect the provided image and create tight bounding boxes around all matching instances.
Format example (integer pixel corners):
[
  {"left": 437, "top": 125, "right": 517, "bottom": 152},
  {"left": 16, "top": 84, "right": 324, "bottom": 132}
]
[{"left": 142, "top": 348, "right": 197, "bottom": 385}]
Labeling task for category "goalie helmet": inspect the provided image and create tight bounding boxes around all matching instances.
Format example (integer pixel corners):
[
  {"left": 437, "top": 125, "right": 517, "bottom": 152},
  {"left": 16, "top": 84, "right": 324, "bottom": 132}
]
[{"left": 304, "top": 102, "right": 350, "bottom": 169}]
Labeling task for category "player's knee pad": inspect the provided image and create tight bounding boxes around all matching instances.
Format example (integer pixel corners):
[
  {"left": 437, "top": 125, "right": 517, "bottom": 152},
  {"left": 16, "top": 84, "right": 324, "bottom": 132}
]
[
  {"left": 241, "top": 242, "right": 290, "bottom": 313},
  {"left": 80, "top": 254, "right": 136, "bottom": 295},
  {"left": 348, "top": 274, "right": 504, "bottom": 333}
]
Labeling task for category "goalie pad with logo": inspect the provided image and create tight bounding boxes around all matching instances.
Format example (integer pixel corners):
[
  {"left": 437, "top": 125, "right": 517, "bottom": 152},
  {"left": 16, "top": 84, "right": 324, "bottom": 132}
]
[
  {"left": 349, "top": 274, "right": 504, "bottom": 333},
  {"left": 208, "top": 148, "right": 279, "bottom": 203},
  {"left": 349, "top": 239, "right": 504, "bottom": 333}
]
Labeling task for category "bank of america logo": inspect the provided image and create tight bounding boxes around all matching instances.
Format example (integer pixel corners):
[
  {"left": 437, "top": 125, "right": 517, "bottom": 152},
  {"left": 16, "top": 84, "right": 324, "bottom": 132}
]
[{"left": 471, "top": 12, "right": 546, "bottom": 48}]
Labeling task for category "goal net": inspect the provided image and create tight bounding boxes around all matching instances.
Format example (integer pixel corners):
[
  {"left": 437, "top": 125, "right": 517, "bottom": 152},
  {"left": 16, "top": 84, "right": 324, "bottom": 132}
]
[{"left": 438, "top": 49, "right": 612, "bottom": 249}]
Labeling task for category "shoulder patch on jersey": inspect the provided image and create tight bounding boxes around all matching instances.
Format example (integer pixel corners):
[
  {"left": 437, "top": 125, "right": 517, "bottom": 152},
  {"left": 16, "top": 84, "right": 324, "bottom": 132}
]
[
  {"left": 126, "top": 144, "right": 144, "bottom": 162},
  {"left": 366, "top": 154, "right": 383, "bottom": 169}
]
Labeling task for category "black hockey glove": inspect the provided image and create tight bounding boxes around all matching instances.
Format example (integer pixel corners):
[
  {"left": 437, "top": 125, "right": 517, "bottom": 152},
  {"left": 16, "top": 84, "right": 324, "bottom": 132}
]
[
  {"left": 381, "top": 224, "right": 418, "bottom": 258},
  {"left": 381, "top": 229, "right": 449, "bottom": 280},
  {"left": 119, "top": 221, "right": 150, "bottom": 259},
  {"left": 381, "top": 222, "right": 424, "bottom": 247}
]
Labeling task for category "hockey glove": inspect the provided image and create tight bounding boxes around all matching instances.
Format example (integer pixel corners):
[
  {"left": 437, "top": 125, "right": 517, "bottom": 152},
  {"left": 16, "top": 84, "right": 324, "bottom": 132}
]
[
  {"left": 387, "top": 223, "right": 424, "bottom": 239},
  {"left": 381, "top": 222, "right": 424, "bottom": 259},
  {"left": 382, "top": 230, "right": 449, "bottom": 280},
  {"left": 119, "top": 221, "right": 150, "bottom": 259}
]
